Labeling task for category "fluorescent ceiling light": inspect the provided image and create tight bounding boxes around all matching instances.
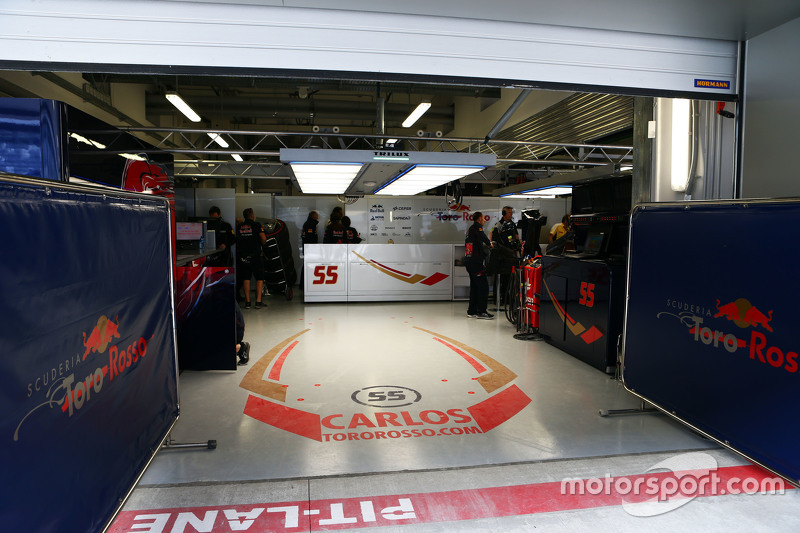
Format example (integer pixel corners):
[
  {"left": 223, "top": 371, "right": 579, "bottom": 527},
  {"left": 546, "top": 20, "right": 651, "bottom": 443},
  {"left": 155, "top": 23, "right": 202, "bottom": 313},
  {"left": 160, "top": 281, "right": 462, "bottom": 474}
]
[
  {"left": 208, "top": 132, "right": 230, "bottom": 148},
  {"left": 231, "top": 154, "right": 243, "bottom": 162},
  {"left": 165, "top": 92, "right": 202, "bottom": 123},
  {"left": 670, "top": 99, "right": 691, "bottom": 192},
  {"left": 500, "top": 185, "right": 573, "bottom": 198},
  {"left": 375, "top": 164, "right": 484, "bottom": 196},
  {"left": 119, "top": 153, "right": 146, "bottom": 161},
  {"left": 290, "top": 162, "right": 363, "bottom": 194},
  {"left": 386, "top": 139, "right": 399, "bottom": 145},
  {"left": 402, "top": 102, "right": 431, "bottom": 128},
  {"left": 620, "top": 165, "right": 633, "bottom": 172}
]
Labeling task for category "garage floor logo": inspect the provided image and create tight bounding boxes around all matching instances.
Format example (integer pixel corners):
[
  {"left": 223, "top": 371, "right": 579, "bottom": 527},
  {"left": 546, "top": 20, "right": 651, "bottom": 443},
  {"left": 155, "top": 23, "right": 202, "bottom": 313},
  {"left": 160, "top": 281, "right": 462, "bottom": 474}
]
[{"left": 239, "top": 327, "right": 531, "bottom": 442}]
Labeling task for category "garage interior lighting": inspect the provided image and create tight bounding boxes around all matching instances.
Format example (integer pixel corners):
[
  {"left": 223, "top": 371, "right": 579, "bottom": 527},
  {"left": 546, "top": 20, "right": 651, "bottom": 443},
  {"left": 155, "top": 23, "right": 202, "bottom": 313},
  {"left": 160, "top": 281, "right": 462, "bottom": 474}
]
[
  {"left": 231, "top": 154, "right": 243, "bottom": 161},
  {"left": 670, "top": 98, "right": 691, "bottom": 192},
  {"left": 500, "top": 185, "right": 573, "bottom": 198},
  {"left": 402, "top": 102, "right": 431, "bottom": 128},
  {"left": 165, "top": 92, "right": 202, "bottom": 123},
  {"left": 374, "top": 164, "right": 485, "bottom": 196},
  {"left": 290, "top": 162, "right": 363, "bottom": 194},
  {"left": 208, "top": 132, "right": 230, "bottom": 148}
]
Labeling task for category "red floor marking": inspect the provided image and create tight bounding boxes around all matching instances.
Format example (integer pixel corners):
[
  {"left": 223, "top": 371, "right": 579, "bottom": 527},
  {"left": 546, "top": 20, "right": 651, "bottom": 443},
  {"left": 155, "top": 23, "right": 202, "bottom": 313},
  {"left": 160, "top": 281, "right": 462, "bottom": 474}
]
[
  {"left": 433, "top": 337, "right": 487, "bottom": 373},
  {"left": 268, "top": 340, "right": 298, "bottom": 380},
  {"left": 468, "top": 385, "right": 531, "bottom": 432},
  {"left": 109, "top": 464, "right": 791, "bottom": 532},
  {"left": 244, "top": 395, "right": 322, "bottom": 441}
]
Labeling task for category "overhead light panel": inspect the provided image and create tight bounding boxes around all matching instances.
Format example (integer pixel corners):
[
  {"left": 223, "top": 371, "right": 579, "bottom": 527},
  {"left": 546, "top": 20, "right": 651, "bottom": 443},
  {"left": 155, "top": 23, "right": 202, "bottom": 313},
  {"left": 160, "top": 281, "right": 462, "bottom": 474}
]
[
  {"left": 375, "top": 164, "right": 484, "bottom": 196},
  {"left": 165, "top": 92, "right": 202, "bottom": 123},
  {"left": 290, "top": 162, "right": 363, "bottom": 194},
  {"left": 231, "top": 154, "right": 243, "bottom": 162},
  {"left": 208, "top": 132, "right": 230, "bottom": 148},
  {"left": 500, "top": 185, "right": 573, "bottom": 198},
  {"left": 402, "top": 102, "right": 431, "bottom": 128}
]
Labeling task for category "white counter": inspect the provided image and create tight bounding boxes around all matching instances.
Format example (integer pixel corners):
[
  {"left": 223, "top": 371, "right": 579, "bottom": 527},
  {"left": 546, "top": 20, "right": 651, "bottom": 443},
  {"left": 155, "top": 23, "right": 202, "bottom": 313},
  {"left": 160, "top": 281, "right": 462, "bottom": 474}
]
[{"left": 304, "top": 244, "right": 453, "bottom": 302}]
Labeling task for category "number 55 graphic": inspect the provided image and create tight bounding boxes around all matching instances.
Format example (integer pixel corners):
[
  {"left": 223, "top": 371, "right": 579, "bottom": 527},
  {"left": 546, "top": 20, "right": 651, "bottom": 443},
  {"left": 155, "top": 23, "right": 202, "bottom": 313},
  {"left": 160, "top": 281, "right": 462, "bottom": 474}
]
[
  {"left": 313, "top": 265, "right": 339, "bottom": 285},
  {"left": 579, "top": 281, "right": 595, "bottom": 307}
]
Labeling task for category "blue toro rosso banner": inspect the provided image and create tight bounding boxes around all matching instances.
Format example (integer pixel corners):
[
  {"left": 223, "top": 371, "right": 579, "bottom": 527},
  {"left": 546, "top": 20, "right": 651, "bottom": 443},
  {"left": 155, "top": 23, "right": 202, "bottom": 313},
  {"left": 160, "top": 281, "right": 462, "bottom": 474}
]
[
  {"left": 0, "top": 177, "right": 179, "bottom": 532},
  {"left": 623, "top": 200, "right": 800, "bottom": 487}
]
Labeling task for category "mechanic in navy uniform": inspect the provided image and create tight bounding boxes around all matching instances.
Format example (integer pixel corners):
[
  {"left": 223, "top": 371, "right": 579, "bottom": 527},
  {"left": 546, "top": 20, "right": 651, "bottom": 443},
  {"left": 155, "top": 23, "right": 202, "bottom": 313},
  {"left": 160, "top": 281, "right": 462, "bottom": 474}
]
[
  {"left": 236, "top": 208, "right": 267, "bottom": 309},
  {"left": 206, "top": 205, "right": 235, "bottom": 267},
  {"left": 464, "top": 211, "right": 494, "bottom": 319},
  {"left": 490, "top": 206, "right": 521, "bottom": 305},
  {"left": 301, "top": 211, "right": 319, "bottom": 246},
  {"left": 299, "top": 210, "right": 319, "bottom": 288},
  {"left": 342, "top": 216, "right": 362, "bottom": 244},
  {"left": 323, "top": 214, "right": 346, "bottom": 243}
]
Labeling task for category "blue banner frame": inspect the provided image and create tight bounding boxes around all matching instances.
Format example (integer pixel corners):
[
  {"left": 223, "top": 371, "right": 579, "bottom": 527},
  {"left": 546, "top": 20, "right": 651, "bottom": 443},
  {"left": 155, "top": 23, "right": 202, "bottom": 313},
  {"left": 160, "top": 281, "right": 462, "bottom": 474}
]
[
  {"left": 0, "top": 176, "right": 179, "bottom": 532},
  {"left": 623, "top": 200, "right": 800, "bottom": 487}
]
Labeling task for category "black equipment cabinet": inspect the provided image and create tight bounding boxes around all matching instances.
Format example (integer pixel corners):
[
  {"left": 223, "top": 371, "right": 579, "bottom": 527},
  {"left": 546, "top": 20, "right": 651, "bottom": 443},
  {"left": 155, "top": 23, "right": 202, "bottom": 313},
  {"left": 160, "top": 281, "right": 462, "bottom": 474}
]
[{"left": 539, "top": 255, "right": 626, "bottom": 373}]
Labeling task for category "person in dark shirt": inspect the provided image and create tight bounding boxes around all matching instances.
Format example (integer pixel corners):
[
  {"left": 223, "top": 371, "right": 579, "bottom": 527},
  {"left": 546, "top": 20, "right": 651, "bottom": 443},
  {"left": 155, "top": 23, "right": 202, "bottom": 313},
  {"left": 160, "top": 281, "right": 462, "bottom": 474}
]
[
  {"left": 236, "top": 208, "right": 267, "bottom": 309},
  {"left": 323, "top": 211, "right": 346, "bottom": 244},
  {"left": 323, "top": 221, "right": 346, "bottom": 243},
  {"left": 301, "top": 211, "right": 319, "bottom": 247},
  {"left": 490, "top": 206, "right": 521, "bottom": 305},
  {"left": 342, "top": 216, "right": 362, "bottom": 244},
  {"left": 206, "top": 205, "right": 235, "bottom": 267},
  {"left": 299, "top": 211, "right": 319, "bottom": 288},
  {"left": 464, "top": 211, "right": 494, "bottom": 319}
]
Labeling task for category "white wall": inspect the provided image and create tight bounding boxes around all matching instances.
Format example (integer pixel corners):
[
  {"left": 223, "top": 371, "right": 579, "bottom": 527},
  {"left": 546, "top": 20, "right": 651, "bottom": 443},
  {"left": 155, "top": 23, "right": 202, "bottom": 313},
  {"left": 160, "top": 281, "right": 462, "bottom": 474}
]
[{"left": 741, "top": 16, "right": 800, "bottom": 198}]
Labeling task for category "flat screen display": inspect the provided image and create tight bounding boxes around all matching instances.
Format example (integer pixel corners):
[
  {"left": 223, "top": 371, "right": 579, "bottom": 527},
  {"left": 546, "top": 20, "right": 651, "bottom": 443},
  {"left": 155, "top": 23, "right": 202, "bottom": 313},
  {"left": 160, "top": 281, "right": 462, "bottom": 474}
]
[{"left": 176, "top": 221, "right": 203, "bottom": 240}]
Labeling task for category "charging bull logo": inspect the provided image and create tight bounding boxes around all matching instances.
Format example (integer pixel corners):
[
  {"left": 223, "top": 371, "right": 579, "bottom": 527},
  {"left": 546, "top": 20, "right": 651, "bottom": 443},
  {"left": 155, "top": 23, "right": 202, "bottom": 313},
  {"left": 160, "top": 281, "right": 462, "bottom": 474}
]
[
  {"left": 714, "top": 298, "right": 774, "bottom": 332},
  {"left": 123, "top": 159, "right": 173, "bottom": 200},
  {"left": 82, "top": 315, "right": 120, "bottom": 359}
]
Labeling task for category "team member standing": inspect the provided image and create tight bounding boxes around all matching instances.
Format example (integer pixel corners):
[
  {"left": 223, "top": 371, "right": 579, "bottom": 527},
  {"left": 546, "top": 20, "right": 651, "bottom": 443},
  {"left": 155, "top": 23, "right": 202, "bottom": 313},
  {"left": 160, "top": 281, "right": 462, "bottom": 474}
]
[
  {"left": 299, "top": 211, "right": 319, "bottom": 288},
  {"left": 490, "top": 206, "right": 521, "bottom": 305},
  {"left": 342, "top": 216, "right": 362, "bottom": 244},
  {"left": 236, "top": 208, "right": 267, "bottom": 309},
  {"left": 301, "top": 211, "right": 320, "bottom": 246},
  {"left": 464, "top": 212, "right": 494, "bottom": 319},
  {"left": 323, "top": 214, "right": 346, "bottom": 243},
  {"left": 206, "top": 205, "right": 235, "bottom": 267}
]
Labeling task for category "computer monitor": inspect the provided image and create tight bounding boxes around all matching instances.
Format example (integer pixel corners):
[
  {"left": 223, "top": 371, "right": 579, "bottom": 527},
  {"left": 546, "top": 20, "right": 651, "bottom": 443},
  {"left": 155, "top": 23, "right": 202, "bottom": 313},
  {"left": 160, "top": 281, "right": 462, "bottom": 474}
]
[
  {"left": 176, "top": 222, "right": 203, "bottom": 241},
  {"left": 584, "top": 232, "right": 605, "bottom": 255}
]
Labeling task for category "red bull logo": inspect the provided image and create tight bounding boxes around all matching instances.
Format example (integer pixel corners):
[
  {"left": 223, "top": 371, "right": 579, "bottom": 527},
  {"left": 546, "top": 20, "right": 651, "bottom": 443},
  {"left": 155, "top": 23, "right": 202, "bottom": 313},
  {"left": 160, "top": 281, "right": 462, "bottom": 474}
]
[
  {"left": 82, "top": 315, "right": 120, "bottom": 359},
  {"left": 714, "top": 298, "right": 773, "bottom": 332},
  {"left": 448, "top": 203, "right": 471, "bottom": 212}
]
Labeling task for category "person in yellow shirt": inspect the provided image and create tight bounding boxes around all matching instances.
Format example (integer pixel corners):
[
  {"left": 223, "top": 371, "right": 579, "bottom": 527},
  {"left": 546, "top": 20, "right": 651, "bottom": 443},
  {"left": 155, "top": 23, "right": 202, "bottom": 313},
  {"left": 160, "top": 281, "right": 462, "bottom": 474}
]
[{"left": 549, "top": 214, "right": 571, "bottom": 243}]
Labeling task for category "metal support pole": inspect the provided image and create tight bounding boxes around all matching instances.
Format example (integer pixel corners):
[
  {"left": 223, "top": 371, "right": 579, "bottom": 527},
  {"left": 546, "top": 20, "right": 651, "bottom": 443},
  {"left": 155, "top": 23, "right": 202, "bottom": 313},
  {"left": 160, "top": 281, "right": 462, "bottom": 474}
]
[{"left": 161, "top": 432, "right": 217, "bottom": 450}]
